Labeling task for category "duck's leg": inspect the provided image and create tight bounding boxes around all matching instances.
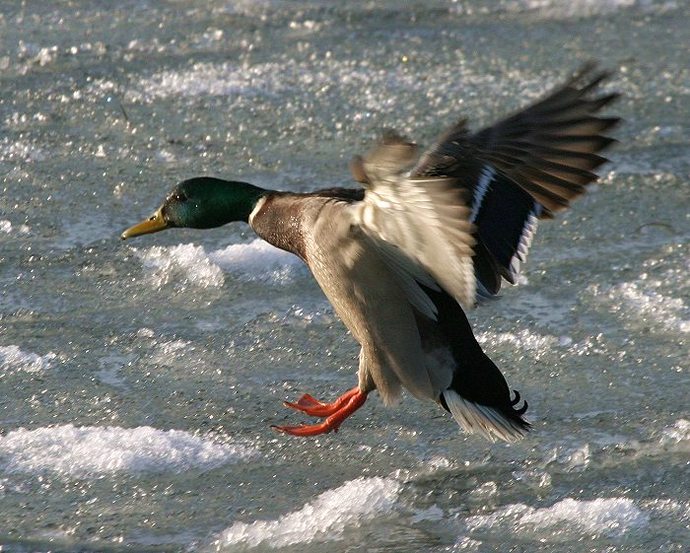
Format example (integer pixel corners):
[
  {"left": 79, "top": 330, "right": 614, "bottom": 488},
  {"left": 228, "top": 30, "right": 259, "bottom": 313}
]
[{"left": 272, "top": 387, "right": 367, "bottom": 436}]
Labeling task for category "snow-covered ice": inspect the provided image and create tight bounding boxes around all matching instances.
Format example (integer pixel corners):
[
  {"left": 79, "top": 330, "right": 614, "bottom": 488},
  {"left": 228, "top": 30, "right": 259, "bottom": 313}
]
[
  {"left": 0, "top": 425, "right": 258, "bottom": 477},
  {"left": 0, "top": 345, "right": 57, "bottom": 375},
  {"left": 134, "top": 239, "right": 305, "bottom": 289},
  {"left": 213, "top": 477, "right": 401, "bottom": 549},
  {"left": 466, "top": 497, "right": 648, "bottom": 537}
]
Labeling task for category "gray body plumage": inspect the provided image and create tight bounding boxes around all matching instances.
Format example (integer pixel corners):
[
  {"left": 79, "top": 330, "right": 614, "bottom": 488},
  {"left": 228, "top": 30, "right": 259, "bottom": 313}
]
[{"left": 250, "top": 191, "right": 454, "bottom": 406}]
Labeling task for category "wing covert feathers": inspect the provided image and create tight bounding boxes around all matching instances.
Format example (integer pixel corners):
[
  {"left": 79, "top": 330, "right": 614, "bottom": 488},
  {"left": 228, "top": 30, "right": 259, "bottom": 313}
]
[
  {"left": 353, "top": 133, "right": 477, "bottom": 310},
  {"left": 407, "top": 63, "right": 619, "bottom": 297}
]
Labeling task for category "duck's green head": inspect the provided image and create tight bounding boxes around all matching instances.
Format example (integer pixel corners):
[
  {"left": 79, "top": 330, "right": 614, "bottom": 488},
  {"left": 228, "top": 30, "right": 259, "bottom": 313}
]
[{"left": 121, "top": 177, "right": 266, "bottom": 240}]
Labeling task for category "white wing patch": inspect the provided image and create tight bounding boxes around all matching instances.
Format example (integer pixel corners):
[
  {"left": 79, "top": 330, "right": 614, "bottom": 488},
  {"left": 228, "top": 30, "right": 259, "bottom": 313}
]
[
  {"left": 507, "top": 203, "right": 541, "bottom": 282},
  {"left": 470, "top": 165, "right": 495, "bottom": 223}
]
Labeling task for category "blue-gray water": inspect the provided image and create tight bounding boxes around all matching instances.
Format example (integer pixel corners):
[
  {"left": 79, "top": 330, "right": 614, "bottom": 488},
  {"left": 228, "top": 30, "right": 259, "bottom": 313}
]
[{"left": 1, "top": 1, "right": 689, "bottom": 552}]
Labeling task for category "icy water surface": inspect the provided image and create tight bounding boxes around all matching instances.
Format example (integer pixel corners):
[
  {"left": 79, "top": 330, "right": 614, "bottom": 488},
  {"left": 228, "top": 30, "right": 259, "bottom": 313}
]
[{"left": 1, "top": 1, "right": 689, "bottom": 551}]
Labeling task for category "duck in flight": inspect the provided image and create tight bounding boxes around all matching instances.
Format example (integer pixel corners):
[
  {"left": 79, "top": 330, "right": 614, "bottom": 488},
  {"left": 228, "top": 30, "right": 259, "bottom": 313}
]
[{"left": 121, "top": 64, "right": 619, "bottom": 442}]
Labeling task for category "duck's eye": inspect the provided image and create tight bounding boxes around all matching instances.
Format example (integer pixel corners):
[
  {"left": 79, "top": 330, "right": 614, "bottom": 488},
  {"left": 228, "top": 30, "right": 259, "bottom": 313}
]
[{"left": 172, "top": 192, "right": 187, "bottom": 202}]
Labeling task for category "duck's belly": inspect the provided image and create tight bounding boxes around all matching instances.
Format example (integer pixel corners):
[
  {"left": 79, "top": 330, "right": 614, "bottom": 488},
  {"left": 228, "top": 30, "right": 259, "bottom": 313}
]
[{"left": 306, "top": 221, "right": 449, "bottom": 403}]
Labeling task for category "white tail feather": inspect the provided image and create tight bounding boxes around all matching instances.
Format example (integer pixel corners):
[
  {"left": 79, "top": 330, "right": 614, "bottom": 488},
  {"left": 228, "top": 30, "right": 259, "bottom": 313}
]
[{"left": 443, "top": 389, "right": 528, "bottom": 443}]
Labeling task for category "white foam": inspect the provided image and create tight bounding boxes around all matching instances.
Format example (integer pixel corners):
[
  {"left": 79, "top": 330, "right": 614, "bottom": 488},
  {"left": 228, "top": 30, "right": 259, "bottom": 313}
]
[
  {"left": 150, "top": 338, "right": 192, "bottom": 366},
  {"left": 282, "top": 303, "right": 335, "bottom": 326},
  {"left": 519, "top": 0, "right": 636, "bottom": 18},
  {"left": 466, "top": 497, "right": 648, "bottom": 537},
  {"left": 0, "top": 345, "right": 57, "bottom": 375},
  {"left": 128, "top": 61, "right": 290, "bottom": 102},
  {"left": 0, "top": 137, "right": 46, "bottom": 162},
  {"left": 135, "top": 240, "right": 305, "bottom": 289},
  {"left": 17, "top": 41, "right": 58, "bottom": 66},
  {"left": 0, "top": 425, "right": 257, "bottom": 477},
  {"left": 126, "top": 59, "right": 403, "bottom": 106},
  {"left": 213, "top": 476, "right": 401, "bottom": 549}
]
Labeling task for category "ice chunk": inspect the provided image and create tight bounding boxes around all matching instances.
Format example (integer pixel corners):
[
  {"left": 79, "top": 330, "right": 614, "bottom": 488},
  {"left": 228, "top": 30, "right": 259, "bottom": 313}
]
[
  {"left": 0, "top": 345, "right": 57, "bottom": 374},
  {"left": 135, "top": 240, "right": 305, "bottom": 289},
  {"left": 213, "top": 476, "right": 401, "bottom": 548},
  {"left": 660, "top": 419, "right": 690, "bottom": 448},
  {"left": 466, "top": 497, "right": 648, "bottom": 537},
  {"left": 209, "top": 239, "right": 305, "bottom": 284},
  {"left": 0, "top": 425, "right": 257, "bottom": 477},
  {"left": 136, "top": 243, "right": 225, "bottom": 288}
]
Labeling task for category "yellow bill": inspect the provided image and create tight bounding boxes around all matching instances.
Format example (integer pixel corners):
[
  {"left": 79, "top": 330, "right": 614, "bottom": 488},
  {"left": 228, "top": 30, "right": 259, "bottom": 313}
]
[{"left": 120, "top": 208, "right": 168, "bottom": 240}]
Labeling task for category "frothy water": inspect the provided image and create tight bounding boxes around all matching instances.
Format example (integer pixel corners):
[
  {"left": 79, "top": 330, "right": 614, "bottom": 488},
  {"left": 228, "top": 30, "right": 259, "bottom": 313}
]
[
  {"left": 1, "top": 0, "right": 688, "bottom": 551},
  {"left": 590, "top": 276, "right": 690, "bottom": 334}
]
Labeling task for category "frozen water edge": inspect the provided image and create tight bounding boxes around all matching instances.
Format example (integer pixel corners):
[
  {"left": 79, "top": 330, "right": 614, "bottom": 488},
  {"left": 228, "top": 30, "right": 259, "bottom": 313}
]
[
  {"left": 0, "top": 425, "right": 258, "bottom": 477},
  {"left": 212, "top": 476, "right": 401, "bottom": 549}
]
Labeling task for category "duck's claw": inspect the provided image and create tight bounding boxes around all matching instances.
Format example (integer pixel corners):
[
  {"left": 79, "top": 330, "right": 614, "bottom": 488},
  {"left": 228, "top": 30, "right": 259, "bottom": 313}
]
[{"left": 274, "top": 387, "right": 367, "bottom": 437}]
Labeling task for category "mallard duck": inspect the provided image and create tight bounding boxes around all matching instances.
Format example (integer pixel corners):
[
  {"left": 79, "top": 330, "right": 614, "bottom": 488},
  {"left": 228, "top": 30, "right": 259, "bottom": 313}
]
[{"left": 121, "top": 64, "right": 619, "bottom": 442}]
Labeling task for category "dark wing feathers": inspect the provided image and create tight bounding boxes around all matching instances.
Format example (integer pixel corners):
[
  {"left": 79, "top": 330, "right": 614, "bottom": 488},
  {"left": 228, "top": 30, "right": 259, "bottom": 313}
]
[
  {"left": 472, "top": 173, "right": 541, "bottom": 285},
  {"left": 408, "top": 63, "right": 619, "bottom": 297},
  {"left": 414, "top": 63, "right": 620, "bottom": 214}
]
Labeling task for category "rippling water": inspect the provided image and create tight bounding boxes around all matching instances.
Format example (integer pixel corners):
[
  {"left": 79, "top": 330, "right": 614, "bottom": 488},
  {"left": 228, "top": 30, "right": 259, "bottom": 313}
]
[{"left": 1, "top": 1, "right": 689, "bottom": 551}]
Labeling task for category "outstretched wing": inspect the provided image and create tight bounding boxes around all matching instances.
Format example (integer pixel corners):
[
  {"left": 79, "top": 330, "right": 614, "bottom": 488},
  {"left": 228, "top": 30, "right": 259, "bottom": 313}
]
[
  {"left": 411, "top": 63, "right": 620, "bottom": 296},
  {"left": 351, "top": 131, "right": 477, "bottom": 312}
]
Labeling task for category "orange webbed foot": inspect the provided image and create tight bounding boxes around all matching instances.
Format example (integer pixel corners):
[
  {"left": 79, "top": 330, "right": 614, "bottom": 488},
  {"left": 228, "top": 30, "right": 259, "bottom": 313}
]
[
  {"left": 282, "top": 387, "right": 361, "bottom": 417},
  {"left": 273, "top": 387, "right": 367, "bottom": 437}
]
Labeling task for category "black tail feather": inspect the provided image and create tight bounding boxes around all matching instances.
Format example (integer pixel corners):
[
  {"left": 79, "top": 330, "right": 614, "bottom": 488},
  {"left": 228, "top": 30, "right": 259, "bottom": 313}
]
[{"left": 423, "top": 285, "right": 530, "bottom": 441}]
